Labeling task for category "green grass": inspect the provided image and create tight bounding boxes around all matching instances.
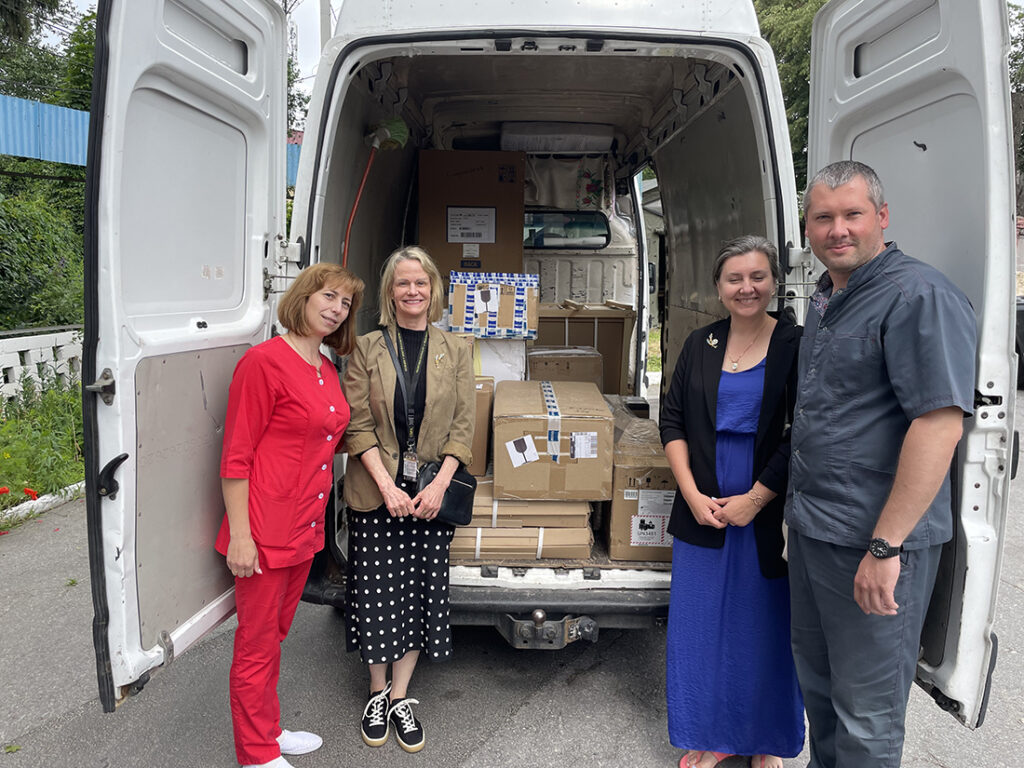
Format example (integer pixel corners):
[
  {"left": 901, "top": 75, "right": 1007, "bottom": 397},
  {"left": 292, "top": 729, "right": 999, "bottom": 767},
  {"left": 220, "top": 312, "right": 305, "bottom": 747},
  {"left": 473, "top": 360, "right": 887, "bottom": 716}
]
[
  {"left": 0, "top": 371, "right": 83, "bottom": 521},
  {"left": 647, "top": 326, "right": 662, "bottom": 373}
]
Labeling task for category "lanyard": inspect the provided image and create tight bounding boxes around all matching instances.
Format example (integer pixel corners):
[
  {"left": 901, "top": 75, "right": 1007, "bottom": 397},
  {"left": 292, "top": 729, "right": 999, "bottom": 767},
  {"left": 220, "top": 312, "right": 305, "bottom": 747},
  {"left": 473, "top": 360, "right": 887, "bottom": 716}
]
[{"left": 392, "top": 328, "right": 428, "bottom": 452}]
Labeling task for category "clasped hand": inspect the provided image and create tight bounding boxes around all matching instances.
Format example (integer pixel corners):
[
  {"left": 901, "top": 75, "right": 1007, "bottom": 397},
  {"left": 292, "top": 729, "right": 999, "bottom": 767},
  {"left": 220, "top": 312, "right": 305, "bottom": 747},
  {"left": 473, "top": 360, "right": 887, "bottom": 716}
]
[
  {"left": 686, "top": 492, "right": 760, "bottom": 528},
  {"left": 382, "top": 477, "right": 446, "bottom": 520}
]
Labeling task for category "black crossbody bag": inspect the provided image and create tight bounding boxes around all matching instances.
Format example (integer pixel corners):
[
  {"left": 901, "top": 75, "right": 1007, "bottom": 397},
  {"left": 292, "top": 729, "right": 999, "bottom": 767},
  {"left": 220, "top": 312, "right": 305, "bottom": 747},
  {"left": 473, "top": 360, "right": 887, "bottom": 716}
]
[{"left": 381, "top": 329, "right": 476, "bottom": 526}]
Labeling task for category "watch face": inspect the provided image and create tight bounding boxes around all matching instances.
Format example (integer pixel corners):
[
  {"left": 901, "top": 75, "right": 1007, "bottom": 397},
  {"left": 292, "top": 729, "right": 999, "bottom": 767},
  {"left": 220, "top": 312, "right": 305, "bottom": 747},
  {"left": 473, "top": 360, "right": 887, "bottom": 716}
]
[{"left": 869, "top": 538, "right": 895, "bottom": 558}]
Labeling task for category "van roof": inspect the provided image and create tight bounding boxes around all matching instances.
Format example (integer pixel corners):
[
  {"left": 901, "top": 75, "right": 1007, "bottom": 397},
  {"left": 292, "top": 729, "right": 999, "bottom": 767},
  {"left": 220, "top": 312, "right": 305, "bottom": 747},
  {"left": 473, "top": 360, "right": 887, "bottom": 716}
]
[{"left": 333, "top": 0, "right": 761, "bottom": 42}]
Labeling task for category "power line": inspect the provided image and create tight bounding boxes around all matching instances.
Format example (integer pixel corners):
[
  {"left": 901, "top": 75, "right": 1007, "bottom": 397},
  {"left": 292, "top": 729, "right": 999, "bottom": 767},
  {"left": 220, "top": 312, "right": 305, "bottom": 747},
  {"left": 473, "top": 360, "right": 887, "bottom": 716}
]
[
  {"left": 0, "top": 0, "right": 75, "bottom": 37},
  {"left": 0, "top": 76, "right": 92, "bottom": 96}
]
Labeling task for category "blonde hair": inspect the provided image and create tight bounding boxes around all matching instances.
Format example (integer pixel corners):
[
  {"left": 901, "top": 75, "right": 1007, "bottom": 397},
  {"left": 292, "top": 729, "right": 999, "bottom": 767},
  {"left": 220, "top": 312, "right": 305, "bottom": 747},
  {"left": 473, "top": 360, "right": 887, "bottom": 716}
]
[
  {"left": 277, "top": 263, "right": 365, "bottom": 355},
  {"left": 377, "top": 245, "right": 446, "bottom": 327}
]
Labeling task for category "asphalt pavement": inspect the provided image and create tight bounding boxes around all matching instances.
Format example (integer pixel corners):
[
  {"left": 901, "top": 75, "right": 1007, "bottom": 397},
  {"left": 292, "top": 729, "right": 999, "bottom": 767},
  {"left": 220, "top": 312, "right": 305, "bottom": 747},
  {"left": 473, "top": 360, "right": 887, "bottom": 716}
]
[{"left": 1, "top": 398, "right": 1022, "bottom": 767}]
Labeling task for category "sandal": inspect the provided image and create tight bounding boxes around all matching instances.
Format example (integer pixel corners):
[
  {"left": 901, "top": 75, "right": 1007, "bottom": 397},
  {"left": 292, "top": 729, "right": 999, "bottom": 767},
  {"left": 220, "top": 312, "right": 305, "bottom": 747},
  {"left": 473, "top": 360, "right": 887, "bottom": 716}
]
[{"left": 679, "top": 751, "right": 733, "bottom": 768}]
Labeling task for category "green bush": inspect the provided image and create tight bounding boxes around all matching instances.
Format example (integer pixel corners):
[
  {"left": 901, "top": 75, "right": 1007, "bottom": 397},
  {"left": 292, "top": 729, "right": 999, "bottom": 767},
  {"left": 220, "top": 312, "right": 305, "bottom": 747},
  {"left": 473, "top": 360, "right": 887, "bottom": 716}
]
[
  {"left": 0, "top": 191, "right": 84, "bottom": 330},
  {"left": 0, "top": 371, "right": 84, "bottom": 516}
]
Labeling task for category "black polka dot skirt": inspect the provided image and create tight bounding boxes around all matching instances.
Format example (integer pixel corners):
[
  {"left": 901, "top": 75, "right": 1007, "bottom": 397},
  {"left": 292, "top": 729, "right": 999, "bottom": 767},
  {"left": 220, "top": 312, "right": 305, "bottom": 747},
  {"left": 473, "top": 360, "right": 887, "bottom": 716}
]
[{"left": 345, "top": 505, "right": 455, "bottom": 665}]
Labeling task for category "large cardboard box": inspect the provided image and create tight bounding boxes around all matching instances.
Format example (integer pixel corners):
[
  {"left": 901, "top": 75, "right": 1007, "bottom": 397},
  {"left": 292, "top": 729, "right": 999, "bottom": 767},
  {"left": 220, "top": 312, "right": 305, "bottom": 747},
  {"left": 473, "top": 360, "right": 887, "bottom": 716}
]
[
  {"left": 467, "top": 377, "right": 494, "bottom": 477},
  {"left": 527, "top": 346, "right": 603, "bottom": 391},
  {"left": 492, "top": 380, "right": 614, "bottom": 501},
  {"left": 452, "top": 333, "right": 527, "bottom": 383},
  {"left": 418, "top": 150, "right": 526, "bottom": 277},
  {"left": 448, "top": 271, "right": 538, "bottom": 338},
  {"left": 470, "top": 478, "right": 590, "bottom": 528},
  {"left": 536, "top": 302, "right": 636, "bottom": 395},
  {"left": 607, "top": 415, "right": 676, "bottom": 562},
  {"left": 452, "top": 526, "right": 593, "bottom": 560}
]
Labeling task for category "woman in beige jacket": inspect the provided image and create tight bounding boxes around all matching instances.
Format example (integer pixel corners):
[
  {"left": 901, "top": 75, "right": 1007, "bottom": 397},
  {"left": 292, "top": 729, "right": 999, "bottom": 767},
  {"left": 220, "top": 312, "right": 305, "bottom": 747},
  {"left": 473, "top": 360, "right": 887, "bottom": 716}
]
[{"left": 342, "top": 245, "right": 474, "bottom": 754}]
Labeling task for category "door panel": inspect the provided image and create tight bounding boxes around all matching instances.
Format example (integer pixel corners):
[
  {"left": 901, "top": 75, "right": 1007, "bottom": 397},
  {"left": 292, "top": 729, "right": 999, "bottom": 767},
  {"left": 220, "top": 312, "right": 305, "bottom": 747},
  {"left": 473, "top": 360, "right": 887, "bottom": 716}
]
[
  {"left": 808, "top": 0, "right": 1014, "bottom": 728},
  {"left": 84, "top": 0, "right": 286, "bottom": 711}
]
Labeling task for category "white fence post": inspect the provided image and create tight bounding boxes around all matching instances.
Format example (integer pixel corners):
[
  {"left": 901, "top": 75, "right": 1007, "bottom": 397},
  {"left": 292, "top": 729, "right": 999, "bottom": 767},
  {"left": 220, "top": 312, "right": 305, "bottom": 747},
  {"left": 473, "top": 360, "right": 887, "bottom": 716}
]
[{"left": 0, "top": 327, "right": 83, "bottom": 400}]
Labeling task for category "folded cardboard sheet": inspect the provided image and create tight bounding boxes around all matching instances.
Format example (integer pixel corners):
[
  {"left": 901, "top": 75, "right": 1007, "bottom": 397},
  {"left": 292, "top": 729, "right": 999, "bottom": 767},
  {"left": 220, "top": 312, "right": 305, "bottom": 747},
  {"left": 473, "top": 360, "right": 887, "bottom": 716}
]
[
  {"left": 469, "top": 478, "right": 590, "bottom": 528},
  {"left": 452, "top": 525, "right": 594, "bottom": 560}
]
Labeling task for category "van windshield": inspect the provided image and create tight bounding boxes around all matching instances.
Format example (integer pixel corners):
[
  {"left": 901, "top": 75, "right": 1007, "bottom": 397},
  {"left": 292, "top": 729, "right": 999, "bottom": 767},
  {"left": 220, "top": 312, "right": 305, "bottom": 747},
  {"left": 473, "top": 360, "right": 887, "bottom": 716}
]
[{"left": 523, "top": 210, "right": 610, "bottom": 249}]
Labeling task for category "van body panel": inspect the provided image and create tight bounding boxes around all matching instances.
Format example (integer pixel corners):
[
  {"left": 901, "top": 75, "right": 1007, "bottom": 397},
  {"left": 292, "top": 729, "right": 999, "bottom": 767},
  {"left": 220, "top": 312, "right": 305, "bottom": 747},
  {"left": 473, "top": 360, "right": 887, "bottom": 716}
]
[
  {"left": 808, "top": 0, "right": 1013, "bottom": 727},
  {"left": 332, "top": 0, "right": 761, "bottom": 43},
  {"left": 85, "top": 0, "right": 286, "bottom": 707}
]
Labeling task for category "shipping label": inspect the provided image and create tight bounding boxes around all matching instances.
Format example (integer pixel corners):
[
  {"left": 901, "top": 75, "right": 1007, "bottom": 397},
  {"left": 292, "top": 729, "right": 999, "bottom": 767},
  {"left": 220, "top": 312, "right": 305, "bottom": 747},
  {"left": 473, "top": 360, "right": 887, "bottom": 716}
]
[
  {"left": 569, "top": 431, "right": 598, "bottom": 459},
  {"left": 447, "top": 206, "right": 496, "bottom": 243}
]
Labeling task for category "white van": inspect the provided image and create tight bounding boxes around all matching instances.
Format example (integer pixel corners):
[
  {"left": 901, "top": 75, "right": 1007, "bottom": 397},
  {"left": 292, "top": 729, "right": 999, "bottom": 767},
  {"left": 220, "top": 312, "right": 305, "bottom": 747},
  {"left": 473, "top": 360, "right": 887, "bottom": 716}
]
[{"left": 83, "top": 0, "right": 1015, "bottom": 733}]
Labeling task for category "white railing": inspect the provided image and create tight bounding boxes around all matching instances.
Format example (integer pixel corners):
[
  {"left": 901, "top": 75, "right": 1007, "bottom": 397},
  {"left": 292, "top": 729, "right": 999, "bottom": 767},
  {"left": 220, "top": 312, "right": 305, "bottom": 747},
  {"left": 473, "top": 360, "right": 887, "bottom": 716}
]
[{"left": 0, "top": 326, "right": 82, "bottom": 400}]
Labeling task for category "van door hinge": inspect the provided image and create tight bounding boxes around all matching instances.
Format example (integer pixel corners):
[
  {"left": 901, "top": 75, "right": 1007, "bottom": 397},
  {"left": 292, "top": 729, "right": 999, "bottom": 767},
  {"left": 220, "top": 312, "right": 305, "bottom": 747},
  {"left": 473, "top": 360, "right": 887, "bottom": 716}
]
[
  {"left": 85, "top": 368, "right": 116, "bottom": 405},
  {"left": 276, "top": 239, "right": 301, "bottom": 265},
  {"left": 789, "top": 245, "right": 812, "bottom": 270}
]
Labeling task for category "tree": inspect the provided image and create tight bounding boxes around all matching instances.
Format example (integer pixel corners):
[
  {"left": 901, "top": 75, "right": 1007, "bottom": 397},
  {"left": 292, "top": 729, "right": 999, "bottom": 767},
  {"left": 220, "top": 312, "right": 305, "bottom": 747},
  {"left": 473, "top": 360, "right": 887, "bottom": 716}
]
[
  {"left": 0, "top": 0, "right": 60, "bottom": 42},
  {"left": 282, "top": 3, "right": 310, "bottom": 131},
  {"left": 58, "top": 10, "right": 95, "bottom": 111},
  {"left": 754, "top": 0, "right": 828, "bottom": 194},
  {"left": 1009, "top": 4, "right": 1024, "bottom": 216}
]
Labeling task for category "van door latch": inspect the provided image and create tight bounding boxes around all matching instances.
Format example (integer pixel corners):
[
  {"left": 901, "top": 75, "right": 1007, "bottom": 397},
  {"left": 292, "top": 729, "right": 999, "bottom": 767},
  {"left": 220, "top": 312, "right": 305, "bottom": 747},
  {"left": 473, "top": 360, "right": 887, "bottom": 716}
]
[
  {"left": 97, "top": 453, "right": 129, "bottom": 500},
  {"left": 85, "top": 368, "right": 116, "bottom": 405}
]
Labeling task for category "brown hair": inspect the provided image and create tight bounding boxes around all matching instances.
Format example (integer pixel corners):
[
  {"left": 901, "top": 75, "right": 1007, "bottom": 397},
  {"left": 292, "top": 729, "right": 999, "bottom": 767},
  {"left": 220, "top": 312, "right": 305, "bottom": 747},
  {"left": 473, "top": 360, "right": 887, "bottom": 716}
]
[
  {"left": 377, "top": 245, "right": 446, "bottom": 327},
  {"left": 277, "top": 263, "right": 364, "bottom": 355}
]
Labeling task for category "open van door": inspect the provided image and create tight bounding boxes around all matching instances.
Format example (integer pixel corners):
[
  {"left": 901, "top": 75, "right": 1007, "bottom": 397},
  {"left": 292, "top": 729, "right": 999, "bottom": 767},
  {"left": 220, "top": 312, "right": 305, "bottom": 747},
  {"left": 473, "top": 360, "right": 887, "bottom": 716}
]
[
  {"left": 83, "top": 0, "right": 287, "bottom": 711},
  {"left": 808, "top": 0, "right": 1015, "bottom": 727}
]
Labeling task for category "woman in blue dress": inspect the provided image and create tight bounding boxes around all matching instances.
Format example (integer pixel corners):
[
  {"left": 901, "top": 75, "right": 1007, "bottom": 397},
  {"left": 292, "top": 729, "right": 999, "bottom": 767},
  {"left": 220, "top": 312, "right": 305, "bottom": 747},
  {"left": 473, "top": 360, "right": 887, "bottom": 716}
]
[{"left": 659, "top": 236, "right": 804, "bottom": 768}]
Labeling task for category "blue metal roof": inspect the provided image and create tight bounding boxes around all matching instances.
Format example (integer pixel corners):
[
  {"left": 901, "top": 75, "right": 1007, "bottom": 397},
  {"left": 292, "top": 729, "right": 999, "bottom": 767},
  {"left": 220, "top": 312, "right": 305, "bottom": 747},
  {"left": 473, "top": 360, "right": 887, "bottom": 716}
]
[{"left": 1, "top": 93, "right": 303, "bottom": 185}]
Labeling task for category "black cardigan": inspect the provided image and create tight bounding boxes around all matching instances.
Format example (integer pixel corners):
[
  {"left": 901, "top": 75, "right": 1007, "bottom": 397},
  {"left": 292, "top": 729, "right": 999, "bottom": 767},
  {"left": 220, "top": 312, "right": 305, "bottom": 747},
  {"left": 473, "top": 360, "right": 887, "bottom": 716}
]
[{"left": 659, "top": 313, "right": 801, "bottom": 579}]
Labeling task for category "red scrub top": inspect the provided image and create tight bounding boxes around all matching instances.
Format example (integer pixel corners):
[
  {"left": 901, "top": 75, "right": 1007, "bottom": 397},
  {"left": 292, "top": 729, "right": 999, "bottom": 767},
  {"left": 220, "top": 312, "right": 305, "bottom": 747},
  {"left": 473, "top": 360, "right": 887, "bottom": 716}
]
[{"left": 215, "top": 336, "right": 349, "bottom": 569}]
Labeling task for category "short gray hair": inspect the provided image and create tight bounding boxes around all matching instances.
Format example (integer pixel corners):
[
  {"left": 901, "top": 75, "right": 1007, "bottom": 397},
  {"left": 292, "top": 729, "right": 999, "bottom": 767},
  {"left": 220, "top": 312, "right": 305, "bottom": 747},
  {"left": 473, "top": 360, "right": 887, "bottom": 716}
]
[
  {"left": 803, "top": 160, "right": 885, "bottom": 217},
  {"left": 712, "top": 235, "right": 781, "bottom": 286}
]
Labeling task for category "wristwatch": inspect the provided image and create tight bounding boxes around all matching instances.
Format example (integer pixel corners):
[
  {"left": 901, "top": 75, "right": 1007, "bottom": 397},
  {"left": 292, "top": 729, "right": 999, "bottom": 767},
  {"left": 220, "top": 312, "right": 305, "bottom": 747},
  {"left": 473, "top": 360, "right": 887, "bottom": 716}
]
[{"left": 868, "top": 537, "right": 902, "bottom": 559}]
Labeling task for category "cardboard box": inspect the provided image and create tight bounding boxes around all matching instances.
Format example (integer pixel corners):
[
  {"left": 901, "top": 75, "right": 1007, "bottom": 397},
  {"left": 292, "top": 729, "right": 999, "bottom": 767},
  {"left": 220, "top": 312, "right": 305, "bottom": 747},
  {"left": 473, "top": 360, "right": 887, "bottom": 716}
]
[
  {"left": 469, "top": 478, "right": 590, "bottom": 528},
  {"left": 492, "top": 380, "right": 614, "bottom": 501},
  {"left": 607, "top": 415, "right": 676, "bottom": 562},
  {"left": 528, "top": 346, "right": 603, "bottom": 391},
  {"left": 448, "top": 271, "right": 538, "bottom": 338},
  {"left": 418, "top": 150, "right": 526, "bottom": 277},
  {"left": 452, "top": 526, "right": 593, "bottom": 560},
  {"left": 468, "top": 377, "right": 494, "bottom": 477},
  {"left": 536, "top": 302, "right": 636, "bottom": 395}
]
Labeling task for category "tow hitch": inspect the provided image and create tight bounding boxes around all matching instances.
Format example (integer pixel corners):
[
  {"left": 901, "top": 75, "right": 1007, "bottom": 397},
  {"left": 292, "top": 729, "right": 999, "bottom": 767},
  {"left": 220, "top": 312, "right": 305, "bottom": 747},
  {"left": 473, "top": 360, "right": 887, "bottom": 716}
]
[{"left": 498, "top": 609, "right": 599, "bottom": 649}]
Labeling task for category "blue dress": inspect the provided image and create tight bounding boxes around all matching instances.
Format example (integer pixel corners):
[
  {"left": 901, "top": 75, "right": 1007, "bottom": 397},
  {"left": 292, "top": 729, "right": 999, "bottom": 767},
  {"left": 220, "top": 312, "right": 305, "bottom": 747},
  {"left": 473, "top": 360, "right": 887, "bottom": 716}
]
[{"left": 665, "top": 358, "right": 804, "bottom": 757}]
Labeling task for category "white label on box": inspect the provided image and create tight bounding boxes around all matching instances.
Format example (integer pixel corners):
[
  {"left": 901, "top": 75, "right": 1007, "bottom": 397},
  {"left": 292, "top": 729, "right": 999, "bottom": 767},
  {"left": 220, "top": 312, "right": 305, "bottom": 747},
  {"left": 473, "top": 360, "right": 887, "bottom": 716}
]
[
  {"left": 474, "top": 284, "right": 500, "bottom": 315},
  {"left": 630, "top": 511, "right": 671, "bottom": 547},
  {"left": 638, "top": 489, "right": 675, "bottom": 516},
  {"left": 506, "top": 434, "right": 539, "bottom": 468},
  {"left": 462, "top": 242, "right": 481, "bottom": 258},
  {"left": 569, "top": 431, "right": 598, "bottom": 459},
  {"left": 623, "top": 489, "right": 639, "bottom": 501},
  {"left": 447, "top": 207, "right": 496, "bottom": 243}
]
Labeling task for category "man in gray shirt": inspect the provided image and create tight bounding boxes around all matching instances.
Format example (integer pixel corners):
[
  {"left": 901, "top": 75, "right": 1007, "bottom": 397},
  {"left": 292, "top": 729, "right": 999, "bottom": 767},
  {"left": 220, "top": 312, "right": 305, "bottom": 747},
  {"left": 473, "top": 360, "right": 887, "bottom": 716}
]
[{"left": 786, "top": 161, "right": 976, "bottom": 767}]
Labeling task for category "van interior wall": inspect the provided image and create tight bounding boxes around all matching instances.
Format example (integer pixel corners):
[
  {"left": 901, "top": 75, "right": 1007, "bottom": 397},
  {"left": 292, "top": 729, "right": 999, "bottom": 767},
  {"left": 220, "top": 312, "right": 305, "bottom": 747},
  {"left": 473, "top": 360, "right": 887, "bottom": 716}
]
[
  {"left": 654, "top": 82, "right": 769, "bottom": 378},
  {"left": 319, "top": 80, "right": 419, "bottom": 332}
]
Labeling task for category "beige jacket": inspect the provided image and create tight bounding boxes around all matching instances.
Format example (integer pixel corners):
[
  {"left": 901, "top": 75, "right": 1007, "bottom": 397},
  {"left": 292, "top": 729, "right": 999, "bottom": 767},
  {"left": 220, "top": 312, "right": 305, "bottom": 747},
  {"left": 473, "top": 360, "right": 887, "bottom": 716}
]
[{"left": 342, "top": 324, "right": 475, "bottom": 512}]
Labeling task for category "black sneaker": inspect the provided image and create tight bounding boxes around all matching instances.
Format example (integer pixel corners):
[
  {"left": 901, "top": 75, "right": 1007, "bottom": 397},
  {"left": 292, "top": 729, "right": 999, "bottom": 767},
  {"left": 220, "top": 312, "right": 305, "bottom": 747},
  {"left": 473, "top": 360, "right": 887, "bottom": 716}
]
[
  {"left": 388, "top": 697, "right": 425, "bottom": 753},
  {"left": 361, "top": 682, "right": 391, "bottom": 747}
]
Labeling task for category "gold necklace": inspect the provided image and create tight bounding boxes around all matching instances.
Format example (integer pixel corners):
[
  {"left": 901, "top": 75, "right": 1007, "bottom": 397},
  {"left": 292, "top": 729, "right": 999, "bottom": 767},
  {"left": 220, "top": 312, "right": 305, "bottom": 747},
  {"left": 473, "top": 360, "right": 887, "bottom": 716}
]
[
  {"left": 726, "top": 317, "right": 769, "bottom": 371},
  {"left": 285, "top": 335, "right": 322, "bottom": 374}
]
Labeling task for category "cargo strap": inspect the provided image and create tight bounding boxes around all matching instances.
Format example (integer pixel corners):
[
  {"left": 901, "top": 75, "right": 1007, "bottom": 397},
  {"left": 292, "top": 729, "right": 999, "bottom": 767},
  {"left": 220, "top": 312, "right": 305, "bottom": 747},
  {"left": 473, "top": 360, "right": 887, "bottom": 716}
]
[{"left": 536, "top": 527, "right": 545, "bottom": 559}]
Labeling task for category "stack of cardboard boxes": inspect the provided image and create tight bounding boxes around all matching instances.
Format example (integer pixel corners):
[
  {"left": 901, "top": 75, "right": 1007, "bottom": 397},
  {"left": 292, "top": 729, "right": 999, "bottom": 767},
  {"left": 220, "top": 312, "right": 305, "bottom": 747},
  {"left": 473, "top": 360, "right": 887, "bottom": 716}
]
[{"left": 419, "top": 148, "right": 672, "bottom": 564}]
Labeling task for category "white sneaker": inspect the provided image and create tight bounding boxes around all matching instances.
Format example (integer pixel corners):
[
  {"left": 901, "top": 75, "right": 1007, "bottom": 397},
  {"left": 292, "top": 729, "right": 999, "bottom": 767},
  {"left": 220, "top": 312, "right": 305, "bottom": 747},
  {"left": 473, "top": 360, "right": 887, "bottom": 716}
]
[
  {"left": 277, "top": 728, "right": 324, "bottom": 755},
  {"left": 242, "top": 757, "right": 294, "bottom": 768}
]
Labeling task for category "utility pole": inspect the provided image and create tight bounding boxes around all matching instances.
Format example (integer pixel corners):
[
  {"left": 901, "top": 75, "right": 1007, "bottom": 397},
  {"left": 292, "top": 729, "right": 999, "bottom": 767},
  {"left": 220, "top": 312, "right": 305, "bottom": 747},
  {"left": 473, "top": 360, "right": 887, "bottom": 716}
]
[{"left": 320, "top": 0, "right": 331, "bottom": 49}]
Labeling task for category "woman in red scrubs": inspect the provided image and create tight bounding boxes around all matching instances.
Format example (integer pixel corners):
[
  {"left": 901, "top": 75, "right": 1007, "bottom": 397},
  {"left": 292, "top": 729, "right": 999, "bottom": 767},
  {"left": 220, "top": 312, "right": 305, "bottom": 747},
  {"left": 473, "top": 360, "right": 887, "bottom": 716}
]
[{"left": 215, "top": 263, "right": 364, "bottom": 768}]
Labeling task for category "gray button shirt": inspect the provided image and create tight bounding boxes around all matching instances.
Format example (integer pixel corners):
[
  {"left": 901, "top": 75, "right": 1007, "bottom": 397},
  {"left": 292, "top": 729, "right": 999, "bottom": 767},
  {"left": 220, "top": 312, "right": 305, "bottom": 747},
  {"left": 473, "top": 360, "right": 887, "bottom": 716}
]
[{"left": 785, "top": 243, "right": 976, "bottom": 549}]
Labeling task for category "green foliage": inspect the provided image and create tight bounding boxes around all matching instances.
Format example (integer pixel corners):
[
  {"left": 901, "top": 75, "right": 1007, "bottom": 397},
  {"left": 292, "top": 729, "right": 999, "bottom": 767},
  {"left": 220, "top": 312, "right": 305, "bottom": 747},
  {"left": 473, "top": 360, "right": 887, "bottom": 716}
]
[
  {"left": 754, "top": 0, "right": 828, "bottom": 192},
  {"left": 647, "top": 327, "right": 662, "bottom": 373},
  {"left": 0, "top": 0, "right": 60, "bottom": 42},
  {"left": 59, "top": 11, "right": 95, "bottom": 111},
  {"left": 0, "top": 371, "right": 84, "bottom": 516},
  {"left": 0, "top": 192, "right": 84, "bottom": 329}
]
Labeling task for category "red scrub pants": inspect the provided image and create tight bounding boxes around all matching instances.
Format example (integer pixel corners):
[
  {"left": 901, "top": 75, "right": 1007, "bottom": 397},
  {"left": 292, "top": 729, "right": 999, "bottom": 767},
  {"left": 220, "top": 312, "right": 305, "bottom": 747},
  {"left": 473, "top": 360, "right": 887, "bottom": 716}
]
[{"left": 230, "top": 558, "right": 312, "bottom": 765}]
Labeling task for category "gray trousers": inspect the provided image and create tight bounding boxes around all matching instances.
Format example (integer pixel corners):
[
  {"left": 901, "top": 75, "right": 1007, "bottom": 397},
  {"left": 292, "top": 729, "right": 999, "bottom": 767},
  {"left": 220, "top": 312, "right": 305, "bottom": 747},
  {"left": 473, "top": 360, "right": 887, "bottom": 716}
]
[{"left": 788, "top": 529, "right": 942, "bottom": 768}]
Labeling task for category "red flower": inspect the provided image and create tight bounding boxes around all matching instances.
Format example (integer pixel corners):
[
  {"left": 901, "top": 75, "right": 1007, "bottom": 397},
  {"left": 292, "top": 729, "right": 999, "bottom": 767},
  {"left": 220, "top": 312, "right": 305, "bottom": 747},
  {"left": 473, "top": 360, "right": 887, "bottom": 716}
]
[
  {"left": 0, "top": 486, "right": 9, "bottom": 494},
  {"left": 23, "top": 488, "right": 38, "bottom": 501},
  {"left": 0, "top": 531, "right": 8, "bottom": 536}
]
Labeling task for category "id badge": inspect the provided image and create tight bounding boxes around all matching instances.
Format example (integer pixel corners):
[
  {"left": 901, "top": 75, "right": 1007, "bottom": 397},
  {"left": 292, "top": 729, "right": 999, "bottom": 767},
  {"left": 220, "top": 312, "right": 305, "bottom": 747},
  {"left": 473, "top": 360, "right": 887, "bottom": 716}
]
[{"left": 402, "top": 451, "right": 418, "bottom": 482}]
